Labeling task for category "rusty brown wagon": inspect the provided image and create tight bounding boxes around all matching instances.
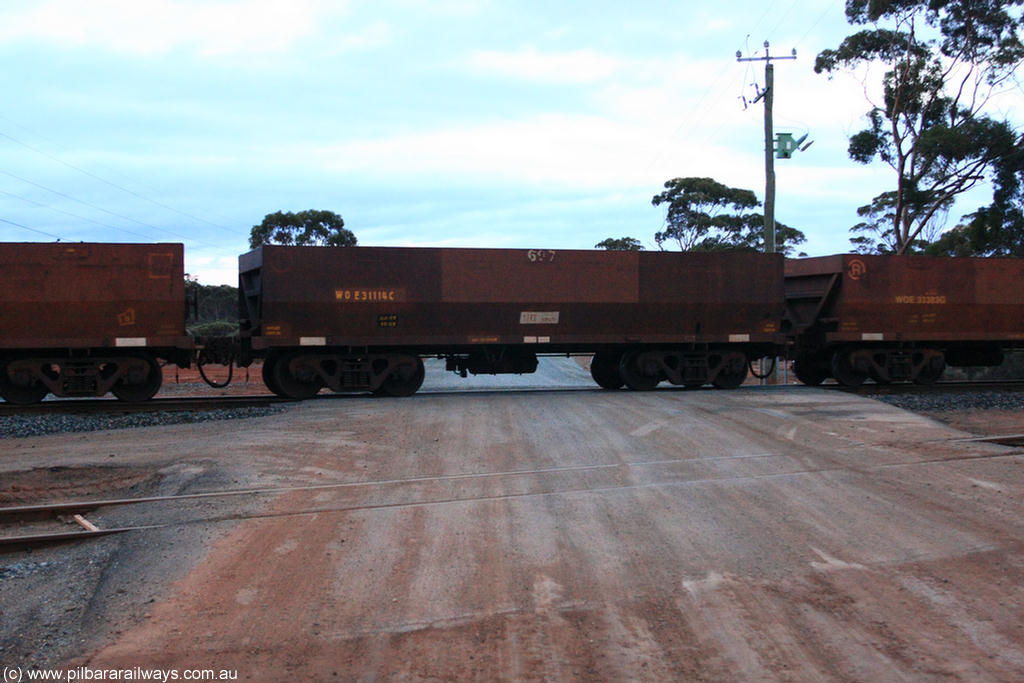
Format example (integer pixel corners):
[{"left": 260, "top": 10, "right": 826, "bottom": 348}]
[
  {"left": 785, "top": 254, "right": 1024, "bottom": 386},
  {"left": 0, "top": 242, "right": 192, "bottom": 404},
  {"left": 237, "top": 246, "right": 786, "bottom": 398}
]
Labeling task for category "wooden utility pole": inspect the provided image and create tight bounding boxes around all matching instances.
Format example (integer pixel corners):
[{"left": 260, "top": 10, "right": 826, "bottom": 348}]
[
  {"left": 736, "top": 42, "right": 796, "bottom": 255},
  {"left": 737, "top": 42, "right": 797, "bottom": 385}
]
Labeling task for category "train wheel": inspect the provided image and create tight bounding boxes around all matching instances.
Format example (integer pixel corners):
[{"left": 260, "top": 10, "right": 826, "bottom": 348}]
[
  {"left": 0, "top": 359, "right": 49, "bottom": 405},
  {"left": 792, "top": 355, "right": 829, "bottom": 386},
  {"left": 619, "top": 351, "right": 659, "bottom": 391},
  {"left": 590, "top": 351, "right": 624, "bottom": 390},
  {"left": 376, "top": 357, "right": 425, "bottom": 397},
  {"left": 261, "top": 355, "right": 287, "bottom": 397},
  {"left": 913, "top": 355, "right": 946, "bottom": 385},
  {"left": 273, "top": 353, "right": 323, "bottom": 399},
  {"left": 111, "top": 354, "right": 162, "bottom": 402},
  {"left": 868, "top": 367, "right": 892, "bottom": 385},
  {"left": 831, "top": 350, "right": 867, "bottom": 388},
  {"left": 712, "top": 356, "right": 748, "bottom": 389}
]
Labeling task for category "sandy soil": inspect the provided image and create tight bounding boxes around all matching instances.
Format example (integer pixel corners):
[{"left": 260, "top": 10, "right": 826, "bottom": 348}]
[{"left": 2, "top": 362, "right": 1023, "bottom": 681}]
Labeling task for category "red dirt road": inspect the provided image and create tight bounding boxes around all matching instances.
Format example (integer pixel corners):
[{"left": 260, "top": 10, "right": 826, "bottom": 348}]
[{"left": 42, "top": 382, "right": 1022, "bottom": 682}]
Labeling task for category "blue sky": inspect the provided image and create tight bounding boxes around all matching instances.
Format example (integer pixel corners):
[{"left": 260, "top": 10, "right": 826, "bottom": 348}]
[{"left": 1, "top": 0, "right": 1020, "bottom": 284}]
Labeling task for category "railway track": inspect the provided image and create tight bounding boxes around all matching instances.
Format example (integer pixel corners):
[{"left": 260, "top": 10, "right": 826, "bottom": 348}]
[
  {"left": 824, "top": 379, "right": 1024, "bottom": 395},
  {"left": 2, "top": 378, "right": 1022, "bottom": 413},
  {"left": 0, "top": 394, "right": 294, "bottom": 415},
  {"left": 4, "top": 438, "right": 1024, "bottom": 550}
]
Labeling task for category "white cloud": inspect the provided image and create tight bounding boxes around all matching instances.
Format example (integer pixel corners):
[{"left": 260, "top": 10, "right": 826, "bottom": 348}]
[
  {"left": 0, "top": 0, "right": 346, "bottom": 56},
  {"left": 469, "top": 47, "right": 624, "bottom": 84},
  {"left": 316, "top": 113, "right": 760, "bottom": 191}
]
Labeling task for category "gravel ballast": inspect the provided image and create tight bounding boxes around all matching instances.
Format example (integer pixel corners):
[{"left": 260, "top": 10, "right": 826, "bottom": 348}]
[
  {"left": 874, "top": 390, "right": 1024, "bottom": 413},
  {"left": 0, "top": 406, "right": 286, "bottom": 439}
]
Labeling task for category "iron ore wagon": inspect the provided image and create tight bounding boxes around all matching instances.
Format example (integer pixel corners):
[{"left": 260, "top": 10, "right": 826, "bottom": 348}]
[
  {"left": 237, "top": 245, "right": 785, "bottom": 397},
  {"left": 785, "top": 254, "right": 1024, "bottom": 386},
  {"left": 0, "top": 242, "right": 192, "bottom": 404}
]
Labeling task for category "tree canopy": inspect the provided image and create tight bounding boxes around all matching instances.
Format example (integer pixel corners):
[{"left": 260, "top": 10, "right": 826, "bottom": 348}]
[
  {"left": 650, "top": 177, "right": 806, "bottom": 255},
  {"left": 815, "top": 0, "right": 1024, "bottom": 254},
  {"left": 595, "top": 237, "right": 645, "bottom": 251},
  {"left": 928, "top": 142, "right": 1024, "bottom": 256},
  {"left": 249, "top": 209, "right": 356, "bottom": 249}
]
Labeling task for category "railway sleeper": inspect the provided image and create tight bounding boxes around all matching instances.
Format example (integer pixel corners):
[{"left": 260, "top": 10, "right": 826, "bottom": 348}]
[{"left": 0, "top": 353, "right": 161, "bottom": 404}]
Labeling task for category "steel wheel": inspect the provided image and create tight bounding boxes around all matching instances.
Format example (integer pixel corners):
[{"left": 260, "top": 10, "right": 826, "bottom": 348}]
[
  {"left": 868, "top": 367, "right": 892, "bottom": 385},
  {"left": 712, "top": 355, "right": 748, "bottom": 389},
  {"left": 831, "top": 350, "right": 867, "bottom": 388},
  {"left": 261, "top": 355, "right": 287, "bottom": 397},
  {"left": 619, "top": 351, "right": 659, "bottom": 391},
  {"left": 590, "top": 351, "right": 624, "bottom": 390},
  {"left": 913, "top": 354, "right": 946, "bottom": 385},
  {"left": 0, "top": 359, "right": 49, "bottom": 405},
  {"left": 272, "top": 353, "right": 323, "bottom": 399},
  {"left": 111, "top": 354, "right": 162, "bottom": 402},
  {"left": 376, "top": 357, "right": 425, "bottom": 397},
  {"left": 792, "top": 355, "right": 829, "bottom": 386}
]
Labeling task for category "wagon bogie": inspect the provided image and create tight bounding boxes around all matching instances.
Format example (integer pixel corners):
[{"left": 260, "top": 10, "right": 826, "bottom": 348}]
[
  {"left": 614, "top": 347, "right": 752, "bottom": 390},
  {"left": 262, "top": 349, "right": 426, "bottom": 399},
  {"left": 0, "top": 351, "right": 166, "bottom": 403}
]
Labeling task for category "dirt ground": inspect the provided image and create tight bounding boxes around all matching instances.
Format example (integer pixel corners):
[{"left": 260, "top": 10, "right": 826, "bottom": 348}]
[
  {"left": 159, "top": 363, "right": 272, "bottom": 396},
  {"left": 2, "top": 363, "right": 1023, "bottom": 682},
  {"left": 928, "top": 408, "right": 1024, "bottom": 437}
]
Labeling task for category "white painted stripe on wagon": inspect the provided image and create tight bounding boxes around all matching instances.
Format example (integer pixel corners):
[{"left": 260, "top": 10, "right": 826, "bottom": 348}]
[
  {"left": 523, "top": 336, "right": 538, "bottom": 343},
  {"left": 537, "top": 336, "right": 551, "bottom": 343},
  {"left": 300, "top": 336, "right": 327, "bottom": 346},
  {"left": 728, "top": 334, "right": 750, "bottom": 343},
  {"left": 862, "top": 333, "right": 884, "bottom": 341},
  {"left": 115, "top": 337, "right": 147, "bottom": 347}
]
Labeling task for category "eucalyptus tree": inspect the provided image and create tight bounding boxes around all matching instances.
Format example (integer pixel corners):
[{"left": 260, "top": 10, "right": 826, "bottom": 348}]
[
  {"left": 815, "top": 0, "right": 1024, "bottom": 254},
  {"left": 249, "top": 209, "right": 356, "bottom": 249},
  {"left": 651, "top": 177, "right": 806, "bottom": 255}
]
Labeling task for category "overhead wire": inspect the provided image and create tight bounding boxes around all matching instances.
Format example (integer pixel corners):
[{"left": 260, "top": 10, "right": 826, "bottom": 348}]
[
  {"left": 0, "top": 130, "right": 246, "bottom": 237},
  {"left": 763, "top": 0, "right": 804, "bottom": 45},
  {"left": 0, "top": 216, "right": 64, "bottom": 240},
  {"left": 647, "top": 0, "right": 801, "bottom": 176},
  {"left": 0, "top": 169, "right": 212, "bottom": 246},
  {"left": 795, "top": 3, "right": 840, "bottom": 51},
  {"left": 0, "top": 188, "right": 156, "bottom": 241}
]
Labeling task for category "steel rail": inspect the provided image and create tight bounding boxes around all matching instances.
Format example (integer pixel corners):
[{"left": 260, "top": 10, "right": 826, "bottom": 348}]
[
  {"left": 0, "top": 394, "right": 292, "bottom": 415},
  {"left": 4, "top": 446, "right": 1022, "bottom": 550},
  {"left": 4, "top": 443, "right": 1023, "bottom": 549},
  {"left": 822, "top": 380, "right": 1024, "bottom": 395}
]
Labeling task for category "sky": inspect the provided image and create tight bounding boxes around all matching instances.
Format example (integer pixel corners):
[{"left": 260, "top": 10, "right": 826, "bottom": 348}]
[{"left": 0, "top": 0, "right": 1021, "bottom": 284}]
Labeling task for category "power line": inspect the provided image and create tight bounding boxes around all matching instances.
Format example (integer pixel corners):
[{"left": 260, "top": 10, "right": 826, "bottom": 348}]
[
  {"left": 0, "top": 125, "right": 245, "bottom": 236},
  {"left": 0, "top": 216, "right": 64, "bottom": 240},
  {"left": 646, "top": 2, "right": 800, "bottom": 176},
  {"left": 0, "top": 169, "right": 211, "bottom": 246},
  {"left": 645, "top": 59, "right": 740, "bottom": 173},
  {"left": 764, "top": 0, "right": 804, "bottom": 43},
  {"left": 795, "top": 3, "right": 839, "bottom": 49},
  {"left": 0, "top": 112, "right": 245, "bottom": 235},
  {"left": 0, "top": 188, "right": 156, "bottom": 241}
]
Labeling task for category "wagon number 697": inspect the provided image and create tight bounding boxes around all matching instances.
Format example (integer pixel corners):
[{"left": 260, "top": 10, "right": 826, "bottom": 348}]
[{"left": 528, "top": 249, "right": 556, "bottom": 263}]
